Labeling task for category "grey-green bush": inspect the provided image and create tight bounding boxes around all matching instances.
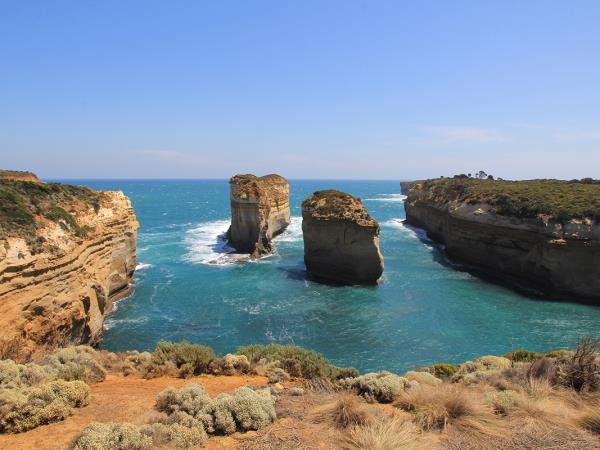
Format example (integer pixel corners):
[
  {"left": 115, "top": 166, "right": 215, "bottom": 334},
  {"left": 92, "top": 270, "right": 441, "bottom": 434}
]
[
  {"left": 0, "top": 380, "right": 90, "bottom": 433},
  {"left": 340, "top": 372, "right": 412, "bottom": 403},
  {"left": 72, "top": 422, "right": 152, "bottom": 450}
]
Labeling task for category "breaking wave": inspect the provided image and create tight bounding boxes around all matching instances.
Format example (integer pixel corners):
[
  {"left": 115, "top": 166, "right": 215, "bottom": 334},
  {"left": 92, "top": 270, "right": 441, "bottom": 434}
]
[
  {"left": 184, "top": 216, "right": 303, "bottom": 266},
  {"left": 135, "top": 262, "right": 153, "bottom": 271},
  {"left": 382, "top": 218, "right": 434, "bottom": 249}
]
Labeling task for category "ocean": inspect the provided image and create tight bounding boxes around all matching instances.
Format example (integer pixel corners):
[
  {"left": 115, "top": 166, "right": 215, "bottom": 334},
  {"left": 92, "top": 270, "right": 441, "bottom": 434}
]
[{"left": 61, "top": 179, "right": 600, "bottom": 373}]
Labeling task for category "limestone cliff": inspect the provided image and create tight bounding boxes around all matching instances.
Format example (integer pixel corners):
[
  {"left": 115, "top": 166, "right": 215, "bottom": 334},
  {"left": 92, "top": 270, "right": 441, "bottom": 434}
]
[
  {"left": 404, "top": 178, "right": 600, "bottom": 300},
  {"left": 0, "top": 176, "right": 139, "bottom": 359},
  {"left": 228, "top": 174, "right": 290, "bottom": 258},
  {"left": 302, "top": 190, "right": 384, "bottom": 284}
]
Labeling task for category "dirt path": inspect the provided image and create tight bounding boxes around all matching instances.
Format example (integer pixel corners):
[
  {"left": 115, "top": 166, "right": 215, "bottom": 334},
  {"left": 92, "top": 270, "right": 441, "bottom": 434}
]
[{"left": 0, "top": 373, "right": 268, "bottom": 450}]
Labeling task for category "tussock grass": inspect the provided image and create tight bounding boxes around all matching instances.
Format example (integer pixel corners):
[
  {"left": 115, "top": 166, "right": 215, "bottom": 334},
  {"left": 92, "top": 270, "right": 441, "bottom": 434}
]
[
  {"left": 326, "top": 394, "right": 371, "bottom": 429},
  {"left": 344, "top": 415, "right": 421, "bottom": 450},
  {"left": 394, "top": 383, "right": 494, "bottom": 432}
]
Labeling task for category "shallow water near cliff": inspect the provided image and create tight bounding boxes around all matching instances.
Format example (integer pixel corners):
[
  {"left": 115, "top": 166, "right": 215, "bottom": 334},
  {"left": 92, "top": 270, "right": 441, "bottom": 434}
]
[{"left": 59, "top": 179, "right": 600, "bottom": 373}]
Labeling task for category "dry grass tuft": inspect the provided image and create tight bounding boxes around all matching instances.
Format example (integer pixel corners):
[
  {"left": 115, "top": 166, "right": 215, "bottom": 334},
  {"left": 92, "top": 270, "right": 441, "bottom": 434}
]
[
  {"left": 395, "top": 383, "right": 493, "bottom": 432},
  {"left": 344, "top": 415, "right": 421, "bottom": 450},
  {"left": 327, "top": 394, "right": 371, "bottom": 429},
  {"left": 578, "top": 408, "right": 600, "bottom": 435}
]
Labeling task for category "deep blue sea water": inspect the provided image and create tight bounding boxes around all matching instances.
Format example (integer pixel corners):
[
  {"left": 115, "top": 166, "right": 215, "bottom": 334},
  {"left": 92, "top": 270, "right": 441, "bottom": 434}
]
[{"left": 59, "top": 179, "right": 600, "bottom": 373}]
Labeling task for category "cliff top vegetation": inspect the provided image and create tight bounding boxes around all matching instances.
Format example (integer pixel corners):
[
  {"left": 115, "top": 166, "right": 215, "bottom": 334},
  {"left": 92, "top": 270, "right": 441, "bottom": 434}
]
[
  {"left": 413, "top": 177, "right": 600, "bottom": 221},
  {"left": 302, "top": 190, "right": 378, "bottom": 226},
  {"left": 1, "top": 339, "right": 600, "bottom": 449},
  {"left": 0, "top": 178, "right": 103, "bottom": 242}
]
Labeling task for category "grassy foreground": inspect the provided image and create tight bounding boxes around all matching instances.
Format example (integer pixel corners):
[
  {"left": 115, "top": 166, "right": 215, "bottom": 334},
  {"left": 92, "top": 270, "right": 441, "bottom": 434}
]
[
  {"left": 412, "top": 177, "right": 600, "bottom": 221},
  {"left": 0, "top": 340, "right": 599, "bottom": 449}
]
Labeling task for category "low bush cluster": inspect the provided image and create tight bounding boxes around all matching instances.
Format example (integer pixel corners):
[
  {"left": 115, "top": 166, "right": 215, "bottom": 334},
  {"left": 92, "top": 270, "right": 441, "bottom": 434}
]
[
  {"left": 0, "top": 379, "right": 89, "bottom": 433},
  {"left": 72, "top": 382, "right": 276, "bottom": 449},
  {"left": 339, "top": 371, "right": 412, "bottom": 403},
  {"left": 73, "top": 422, "right": 152, "bottom": 450},
  {"left": 149, "top": 341, "right": 216, "bottom": 378},
  {"left": 238, "top": 344, "right": 357, "bottom": 380}
]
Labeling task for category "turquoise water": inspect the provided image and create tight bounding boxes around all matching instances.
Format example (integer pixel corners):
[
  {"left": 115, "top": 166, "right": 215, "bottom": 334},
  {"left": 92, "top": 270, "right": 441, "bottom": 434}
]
[{"left": 63, "top": 180, "right": 600, "bottom": 373}]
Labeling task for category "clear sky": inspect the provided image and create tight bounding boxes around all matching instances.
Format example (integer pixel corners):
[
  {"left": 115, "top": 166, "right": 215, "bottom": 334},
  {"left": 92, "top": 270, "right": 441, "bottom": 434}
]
[{"left": 1, "top": 1, "right": 599, "bottom": 180}]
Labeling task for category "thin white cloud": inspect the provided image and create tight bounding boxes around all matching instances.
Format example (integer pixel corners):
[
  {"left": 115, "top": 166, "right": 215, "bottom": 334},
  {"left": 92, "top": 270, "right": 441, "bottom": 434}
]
[{"left": 422, "top": 126, "right": 504, "bottom": 143}]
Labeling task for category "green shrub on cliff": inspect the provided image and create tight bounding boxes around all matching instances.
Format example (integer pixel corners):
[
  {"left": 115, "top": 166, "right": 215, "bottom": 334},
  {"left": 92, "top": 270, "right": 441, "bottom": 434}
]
[
  {"left": 416, "top": 178, "right": 600, "bottom": 221},
  {"left": 237, "top": 344, "right": 357, "bottom": 380},
  {"left": 0, "top": 179, "right": 102, "bottom": 241},
  {"left": 150, "top": 341, "right": 216, "bottom": 378},
  {"left": 503, "top": 349, "right": 543, "bottom": 363}
]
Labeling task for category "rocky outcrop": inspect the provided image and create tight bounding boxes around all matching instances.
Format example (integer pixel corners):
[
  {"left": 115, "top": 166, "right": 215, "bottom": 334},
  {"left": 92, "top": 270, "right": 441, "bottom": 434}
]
[
  {"left": 400, "top": 181, "right": 418, "bottom": 195},
  {"left": 0, "top": 176, "right": 138, "bottom": 360},
  {"left": 404, "top": 181, "right": 600, "bottom": 300},
  {"left": 228, "top": 174, "right": 290, "bottom": 258},
  {"left": 302, "top": 190, "right": 384, "bottom": 284}
]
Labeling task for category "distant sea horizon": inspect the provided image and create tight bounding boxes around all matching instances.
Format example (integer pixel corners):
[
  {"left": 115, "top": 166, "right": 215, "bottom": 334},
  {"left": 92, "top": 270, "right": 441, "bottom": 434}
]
[{"left": 55, "top": 178, "right": 600, "bottom": 373}]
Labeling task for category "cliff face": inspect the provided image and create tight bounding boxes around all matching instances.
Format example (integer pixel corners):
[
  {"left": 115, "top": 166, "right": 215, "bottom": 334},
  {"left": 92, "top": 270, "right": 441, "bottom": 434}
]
[
  {"left": 404, "top": 181, "right": 600, "bottom": 300},
  {"left": 0, "top": 177, "right": 138, "bottom": 359},
  {"left": 302, "top": 190, "right": 384, "bottom": 284},
  {"left": 228, "top": 174, "right": 290, "bottom": 258}
]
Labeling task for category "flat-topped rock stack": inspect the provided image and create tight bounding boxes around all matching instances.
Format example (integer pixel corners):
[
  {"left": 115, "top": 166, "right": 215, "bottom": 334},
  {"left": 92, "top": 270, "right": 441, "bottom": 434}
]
[
  {"left": 302, "top": 190, "right": 384, "bottom": 284},
  {"left": 227, "top": 174, "right": 291, "bottom": 258}
]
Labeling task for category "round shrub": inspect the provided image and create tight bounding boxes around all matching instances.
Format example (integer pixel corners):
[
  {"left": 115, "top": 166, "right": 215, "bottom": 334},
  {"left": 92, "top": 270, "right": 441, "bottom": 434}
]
[
  {"left": 73, "top": 422, "right": 152, "bottom": 450},
  {"left": 339, "top": 372, "right": 412, "bottom": 403}
]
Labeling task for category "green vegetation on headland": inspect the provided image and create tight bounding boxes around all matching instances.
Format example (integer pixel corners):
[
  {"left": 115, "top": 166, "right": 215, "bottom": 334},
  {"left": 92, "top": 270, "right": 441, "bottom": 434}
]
[
  {"left": 2, "top": 338, "right": 600, "bottom": 450},
  {"left": 0, "top": 179, "right": 101, "bottom": 242},
  {"left": 414, "top": 177, "right": 600, "bottom": 221}
]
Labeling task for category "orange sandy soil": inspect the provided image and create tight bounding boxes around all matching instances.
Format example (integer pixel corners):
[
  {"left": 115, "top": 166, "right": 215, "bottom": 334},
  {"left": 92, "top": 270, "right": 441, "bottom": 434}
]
[{"left": 0, "top": 373, "right": 269, "bottom": 450}]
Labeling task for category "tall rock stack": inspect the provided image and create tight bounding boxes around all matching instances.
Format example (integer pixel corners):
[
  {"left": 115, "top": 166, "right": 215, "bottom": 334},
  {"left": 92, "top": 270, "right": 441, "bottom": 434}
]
[
  {"left": 0, "top": 173, "right": 139, "bottom": 360},
  {"left": 228, "top": 174, "right": 291, "bottom": 258},
  {"left": 302, "top": 190, "right": 384, "bottom": 284}
]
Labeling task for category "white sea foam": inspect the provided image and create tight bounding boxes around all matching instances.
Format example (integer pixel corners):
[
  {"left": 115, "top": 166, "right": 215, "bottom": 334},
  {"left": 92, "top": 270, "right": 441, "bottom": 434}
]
[
  {"left": 382, "top": 218, "right": 434, "bottom": 249},
  {"left": 135, "top": 262, "right": 153, "bottom": 271},
  {"left": 364, "top": 193, "right": 407, "bottom": 202},
  {"left": 183, "top": 219, "right": 241, "bottom": 265},
  {"left": 184, "top": 216, "right": 303, "bottom": 266},
  {"left": 273, "top": 216, "right": 302, "bottom": 243}
]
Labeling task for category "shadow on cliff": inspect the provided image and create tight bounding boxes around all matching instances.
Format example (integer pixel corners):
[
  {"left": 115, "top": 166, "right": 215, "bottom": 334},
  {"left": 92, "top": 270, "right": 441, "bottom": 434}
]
[{"left": 408, "top": 224, "right": 583, "bottom": 304}]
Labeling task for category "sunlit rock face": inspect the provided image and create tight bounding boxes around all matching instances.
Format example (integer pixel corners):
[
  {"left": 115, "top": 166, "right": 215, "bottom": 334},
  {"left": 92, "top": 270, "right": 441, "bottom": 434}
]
[
  {"left": 228, "top": 174, "right": 290, "bottom": 258},
  {"left": 302, "top": 190, "right": 384, "bottom": 285}
]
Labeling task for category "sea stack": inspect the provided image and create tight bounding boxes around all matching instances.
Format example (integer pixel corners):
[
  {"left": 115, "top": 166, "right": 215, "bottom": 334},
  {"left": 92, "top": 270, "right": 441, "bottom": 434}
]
[
  {"left": 302, "top": 190, "right": 384, "bottom": 284},
  {"left": 228, "top": 174, "right": 291, "bottom": 258},
  {"left": 0, "top": 172, "right": 138, "bottom": 360}
]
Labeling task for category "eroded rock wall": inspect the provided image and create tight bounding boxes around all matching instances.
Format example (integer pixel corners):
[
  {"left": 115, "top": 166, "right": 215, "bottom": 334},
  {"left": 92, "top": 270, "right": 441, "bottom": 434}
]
[
  {"left": 228, "top": 174, "right": 290, "bottom": 258},
  {"left": 0, "top": 189, "right": 138, "bottom": 360},
  {"left": 404, "top": 185, "right": 600, "bottom": 300},
  {"left": 302, "top": 191, "right": 384, "bottom": 284}
]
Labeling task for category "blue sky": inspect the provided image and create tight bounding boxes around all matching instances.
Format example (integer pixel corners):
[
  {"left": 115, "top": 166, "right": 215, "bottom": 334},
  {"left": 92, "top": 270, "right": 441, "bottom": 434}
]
[{"left": 1, "top": 1, "right": 599, "bottom": 179}]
